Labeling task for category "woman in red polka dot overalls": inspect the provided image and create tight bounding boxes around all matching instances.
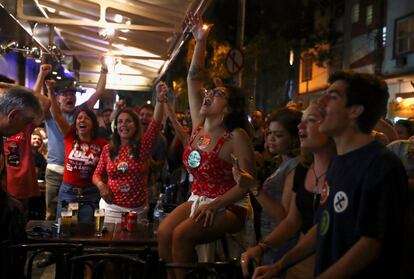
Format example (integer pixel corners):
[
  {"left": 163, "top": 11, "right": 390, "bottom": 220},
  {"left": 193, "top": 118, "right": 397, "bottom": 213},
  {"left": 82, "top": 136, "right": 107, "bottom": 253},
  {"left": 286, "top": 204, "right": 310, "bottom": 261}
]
[
  {"left": 92, "top": 82, "right": 167, "bottom": 223},
  {"left": 157, "top": 12, "right": 256, "bottom": 279}
]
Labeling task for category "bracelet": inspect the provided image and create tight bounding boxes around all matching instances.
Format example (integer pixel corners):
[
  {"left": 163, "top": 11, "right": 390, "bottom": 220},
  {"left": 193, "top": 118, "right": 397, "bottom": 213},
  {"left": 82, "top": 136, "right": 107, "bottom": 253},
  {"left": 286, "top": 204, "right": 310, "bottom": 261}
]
[
  {"left": 257, "top": 240, "right": 272, "bottom": 254},
  {"left": 100, "top": 68, "right": 108, "bottom": 74},
  {"left": 157, "top": 96, "right": 167, "bottom": 103}
]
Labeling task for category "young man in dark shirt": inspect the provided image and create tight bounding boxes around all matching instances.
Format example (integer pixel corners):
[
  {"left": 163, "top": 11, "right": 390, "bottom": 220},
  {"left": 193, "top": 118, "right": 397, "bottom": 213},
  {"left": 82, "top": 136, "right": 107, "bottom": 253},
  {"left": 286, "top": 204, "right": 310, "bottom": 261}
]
[{"left": 253, "top": 71, "right": 408, "bottom": 279}]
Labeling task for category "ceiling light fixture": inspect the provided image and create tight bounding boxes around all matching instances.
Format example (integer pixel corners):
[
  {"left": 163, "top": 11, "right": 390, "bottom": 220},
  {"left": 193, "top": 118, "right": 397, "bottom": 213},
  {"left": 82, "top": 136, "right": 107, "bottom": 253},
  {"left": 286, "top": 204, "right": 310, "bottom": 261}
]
[
  {"left": 98, "top": 27, "right": 116, "bottom": 40},
  {"left": 114, "top": 14, "right": 123, "bottom": 23}
]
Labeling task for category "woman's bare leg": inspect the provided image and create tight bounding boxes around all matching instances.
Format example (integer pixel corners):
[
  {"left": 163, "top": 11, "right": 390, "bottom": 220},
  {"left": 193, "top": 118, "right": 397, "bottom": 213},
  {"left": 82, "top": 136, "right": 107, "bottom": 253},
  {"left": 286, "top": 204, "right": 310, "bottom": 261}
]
[
  {"left": 157, "top": 201, "right": 192, "bottom": 279},
  {"left": 172, "top": 209, "right": 243, "bottom": 279}
]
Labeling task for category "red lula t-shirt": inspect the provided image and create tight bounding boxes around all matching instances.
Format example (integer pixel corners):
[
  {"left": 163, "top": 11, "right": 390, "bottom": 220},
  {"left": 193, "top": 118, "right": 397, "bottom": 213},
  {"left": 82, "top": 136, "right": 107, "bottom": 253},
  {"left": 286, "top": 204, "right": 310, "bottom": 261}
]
[
  {"left": 63, "top": 129, "right": 107, "bottom": 187},
  {"left": 3, "top": 124, "right": 39, "bottom": 199}
]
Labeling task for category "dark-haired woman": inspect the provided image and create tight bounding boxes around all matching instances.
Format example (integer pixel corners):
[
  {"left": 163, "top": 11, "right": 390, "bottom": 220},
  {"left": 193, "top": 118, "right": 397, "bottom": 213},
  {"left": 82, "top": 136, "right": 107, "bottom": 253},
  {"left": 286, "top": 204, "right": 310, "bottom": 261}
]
[
  {"left": 252, "top": 107, "right": 302, "bottom": 264},
  {"left": 92, "top": 82, "right": 165, "bottom": 223},
  {"left": 46, "top": 80, "right": 108, "bottom": 222},
  {"left": 157, "top": 13, "right": 256, "bottom": 279}
]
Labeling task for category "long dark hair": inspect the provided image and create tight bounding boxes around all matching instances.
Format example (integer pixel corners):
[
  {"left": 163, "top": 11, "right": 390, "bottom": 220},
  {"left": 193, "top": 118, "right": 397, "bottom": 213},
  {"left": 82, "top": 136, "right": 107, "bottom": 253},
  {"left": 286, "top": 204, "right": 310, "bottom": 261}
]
[
  {"left": 223, "top": 85, "right": 250, "bottom": 132},
  {"left": 109, "top": 108, "right": 142, "bottom": 160},
  {"left": 72, "top": 108, "right": 99, "bottom": 141}
]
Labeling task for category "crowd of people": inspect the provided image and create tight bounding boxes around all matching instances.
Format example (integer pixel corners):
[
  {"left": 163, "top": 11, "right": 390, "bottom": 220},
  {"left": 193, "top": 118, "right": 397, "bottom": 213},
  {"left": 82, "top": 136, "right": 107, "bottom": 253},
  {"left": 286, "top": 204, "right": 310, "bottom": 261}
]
[{"left": 0, "top": 12, "right": 412, "bottom": 279}]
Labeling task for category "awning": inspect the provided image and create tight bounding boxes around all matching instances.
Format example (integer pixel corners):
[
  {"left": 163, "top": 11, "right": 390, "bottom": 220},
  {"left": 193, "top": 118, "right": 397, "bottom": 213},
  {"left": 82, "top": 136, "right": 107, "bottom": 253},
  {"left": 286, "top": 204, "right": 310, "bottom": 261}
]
[{"left": 1, "top": 0, "right": 212, "bottom": 91}]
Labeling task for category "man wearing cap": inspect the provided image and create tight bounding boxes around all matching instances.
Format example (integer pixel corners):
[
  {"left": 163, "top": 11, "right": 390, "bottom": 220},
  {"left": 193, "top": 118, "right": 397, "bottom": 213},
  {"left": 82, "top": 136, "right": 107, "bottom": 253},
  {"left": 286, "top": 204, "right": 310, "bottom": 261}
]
[{"left": 44, "top": 59, "right": 107, "bottom": 221}]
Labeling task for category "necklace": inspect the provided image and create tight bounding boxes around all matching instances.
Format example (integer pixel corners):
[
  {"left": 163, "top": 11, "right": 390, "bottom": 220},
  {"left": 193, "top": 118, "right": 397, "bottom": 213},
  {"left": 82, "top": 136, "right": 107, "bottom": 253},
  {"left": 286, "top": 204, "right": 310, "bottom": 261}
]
[
  {"left": 311, "top": 164, "right": 327, "bottom": 211},
  {"left": 197, "top": 134, "right": 211, "bottom": 150}
]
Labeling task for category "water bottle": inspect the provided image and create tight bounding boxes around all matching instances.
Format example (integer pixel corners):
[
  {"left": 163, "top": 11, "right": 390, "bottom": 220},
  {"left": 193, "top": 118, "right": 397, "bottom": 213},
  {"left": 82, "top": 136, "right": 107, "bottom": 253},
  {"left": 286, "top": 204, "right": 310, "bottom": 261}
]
[{"left": 153, "top": 193, "right": 165, "bottom": 235}]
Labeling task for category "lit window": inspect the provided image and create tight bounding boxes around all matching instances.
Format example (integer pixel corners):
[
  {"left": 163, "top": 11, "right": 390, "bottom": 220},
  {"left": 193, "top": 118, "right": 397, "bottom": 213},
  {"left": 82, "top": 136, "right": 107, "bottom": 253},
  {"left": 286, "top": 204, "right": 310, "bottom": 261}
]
[
  {"left": 352, "top": 3, "right": 360, "bottom": 23},
  {"left": 302, "top": 54, "right": 313, "bottom": 82},
  {"left": 396, "top": 15, "right": 414, "bottom": 55},
  {"left": 366, "top": 5, "right": 373, "bottom": 25}
]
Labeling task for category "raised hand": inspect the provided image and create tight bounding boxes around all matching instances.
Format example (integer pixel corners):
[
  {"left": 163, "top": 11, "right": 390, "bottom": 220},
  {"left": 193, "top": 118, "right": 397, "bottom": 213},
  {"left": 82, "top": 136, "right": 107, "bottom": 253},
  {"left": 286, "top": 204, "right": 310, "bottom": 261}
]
[
  {"left": 232, "top": 157, "right": 256, "bottom": 191},
  {"left": 39, "top": 64, "right": 52, "bottom": 77},
  {"left": 156, "top": 81, "right": 168, "bottom": 102},
  {"left": 185, "top": 12, "right": 213, "bottom": 42},
  {"left": 100, "top": 55, "right": 109, "bottom": 71},
  {"left": 115, "top": 99, "right": 127, "bottom": 110},
  {"left": 45, "top": 79, "right": 56, "bottom": 93}
]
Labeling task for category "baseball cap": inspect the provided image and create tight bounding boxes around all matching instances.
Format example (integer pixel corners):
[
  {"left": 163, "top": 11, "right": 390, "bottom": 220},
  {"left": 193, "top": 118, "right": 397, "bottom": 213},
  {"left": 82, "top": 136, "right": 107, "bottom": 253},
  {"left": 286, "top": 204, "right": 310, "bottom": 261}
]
[{"left": 57, "top": 87, "right": 77, "bottom": 95}]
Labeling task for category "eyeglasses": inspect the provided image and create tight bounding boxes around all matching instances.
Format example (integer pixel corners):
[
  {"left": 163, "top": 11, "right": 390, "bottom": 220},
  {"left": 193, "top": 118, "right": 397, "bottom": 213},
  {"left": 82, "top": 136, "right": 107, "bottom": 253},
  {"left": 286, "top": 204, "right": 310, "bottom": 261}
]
[{"left": 202, "top": 87, "right": 227, "bottom": 98}]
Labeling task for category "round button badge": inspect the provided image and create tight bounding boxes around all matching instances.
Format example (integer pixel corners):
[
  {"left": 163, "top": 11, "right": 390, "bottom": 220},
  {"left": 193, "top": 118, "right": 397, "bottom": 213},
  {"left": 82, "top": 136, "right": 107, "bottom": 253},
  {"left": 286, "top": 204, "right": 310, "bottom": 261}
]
[{"left": 187, "top": 150, "right": 201, "bottom": 168}]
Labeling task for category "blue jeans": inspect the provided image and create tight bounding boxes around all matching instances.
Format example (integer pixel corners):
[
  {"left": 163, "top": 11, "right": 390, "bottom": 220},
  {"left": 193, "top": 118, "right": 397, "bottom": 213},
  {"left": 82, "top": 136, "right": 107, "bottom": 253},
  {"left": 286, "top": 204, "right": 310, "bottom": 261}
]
[
  {"left": 56, "top": 183, "right": 100, "bottom": 223},
  {"left": 45, "top": 168, "right": 63, "bottom": 220}
]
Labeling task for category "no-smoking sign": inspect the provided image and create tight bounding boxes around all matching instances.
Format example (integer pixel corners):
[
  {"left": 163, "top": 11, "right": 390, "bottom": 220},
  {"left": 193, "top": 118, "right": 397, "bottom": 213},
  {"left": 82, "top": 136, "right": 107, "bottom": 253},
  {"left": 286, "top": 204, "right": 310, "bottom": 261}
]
[{"left": 225, "top": 48, "right": 244, "bottom": 75}]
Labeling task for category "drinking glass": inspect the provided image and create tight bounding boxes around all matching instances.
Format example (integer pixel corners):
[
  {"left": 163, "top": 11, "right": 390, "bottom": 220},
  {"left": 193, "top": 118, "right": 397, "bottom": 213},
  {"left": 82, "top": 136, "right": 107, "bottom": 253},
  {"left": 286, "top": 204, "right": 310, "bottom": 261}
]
[
  {"left": 94, "top": 209, "right": 105, "bottom": 237},
  {"left": 68, "top": 202, "right": 79, "bottom": 225},
  {"left": 60, "top": 208, "right": 73, "bottom": 235},
  {"left": 61, "top": 208, "right": 73, "bottom": 227}
]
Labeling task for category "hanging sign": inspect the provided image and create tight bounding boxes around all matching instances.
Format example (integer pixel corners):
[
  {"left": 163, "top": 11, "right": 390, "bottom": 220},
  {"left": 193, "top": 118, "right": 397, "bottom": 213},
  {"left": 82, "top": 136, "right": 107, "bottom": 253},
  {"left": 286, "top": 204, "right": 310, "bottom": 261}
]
[{"left": 225, "top": 47, "right": 244, "bottom": 75}]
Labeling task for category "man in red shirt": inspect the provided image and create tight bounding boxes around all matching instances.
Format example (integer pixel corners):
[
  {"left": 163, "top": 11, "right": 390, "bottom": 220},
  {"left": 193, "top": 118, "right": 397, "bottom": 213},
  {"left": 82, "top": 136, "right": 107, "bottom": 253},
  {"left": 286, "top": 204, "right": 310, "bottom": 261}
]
[
  {"left": 2, "top": 65, "right": 51, "bottom": 220},
  {"left": 0, "top": 82, "right": 44, "bottom": 278}
]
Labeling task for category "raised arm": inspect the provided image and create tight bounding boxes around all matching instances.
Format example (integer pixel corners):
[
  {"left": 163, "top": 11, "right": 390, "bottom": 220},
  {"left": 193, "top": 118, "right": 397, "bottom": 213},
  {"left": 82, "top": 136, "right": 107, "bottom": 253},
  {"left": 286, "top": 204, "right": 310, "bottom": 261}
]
[
  {"left": 153, "top": 81, "right": 167, "bottom": 122},
  {"left": 186, "top": 12, "right": 213, "bottom": 131},
  {"left": 45, "top": 80, "right": 71, "bottom": 136},
  {"left": 33, "top": 64, "right": 52, "bottom": 114},
  {"left": 86, "top": 56, "right": 108, "bottom": 110},
  {"left": 164, "top": 93, "right": 189, "bottom": 145},
  {"left": 110, "top": 99, "right": 127, "bottom": 122}
]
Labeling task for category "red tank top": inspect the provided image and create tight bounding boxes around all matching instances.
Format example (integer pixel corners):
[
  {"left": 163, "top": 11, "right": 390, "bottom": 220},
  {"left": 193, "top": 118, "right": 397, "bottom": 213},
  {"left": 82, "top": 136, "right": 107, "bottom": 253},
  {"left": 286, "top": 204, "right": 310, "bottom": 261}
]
[{"left": 182, "top": 127, "right": 236, "bottom": 199}]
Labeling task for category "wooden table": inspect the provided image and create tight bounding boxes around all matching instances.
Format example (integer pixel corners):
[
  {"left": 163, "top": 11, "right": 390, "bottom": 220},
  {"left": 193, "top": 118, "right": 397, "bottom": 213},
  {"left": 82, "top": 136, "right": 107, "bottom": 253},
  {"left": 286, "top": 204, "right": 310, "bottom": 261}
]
[
  {"left": 26, "top": 220, "right": 157, "bottom": 247},
  {"left": 22, "top": 221, "right": 159, "bottom": 279}
]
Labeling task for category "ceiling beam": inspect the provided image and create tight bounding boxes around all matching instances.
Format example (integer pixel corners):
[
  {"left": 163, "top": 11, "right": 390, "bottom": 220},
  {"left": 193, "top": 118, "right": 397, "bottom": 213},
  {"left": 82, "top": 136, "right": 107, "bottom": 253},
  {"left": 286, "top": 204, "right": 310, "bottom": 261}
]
[
  {"left": 58, "top": 25, "right": 167, "bottom": 56},
  {"left": 63, "top": 50, "right": 163, "bottom": 60},
  {"left": 88, "top": 0, "right": 183, "bottom": 25},
  {"left": 75, "top": 56, "right": 160, "bottom": 77},
  {"left": 37, "top": 0, "right": 98, "bottom": 21},
  {"left": 16, "top": 0, "right": 179, "bottom": 32}
]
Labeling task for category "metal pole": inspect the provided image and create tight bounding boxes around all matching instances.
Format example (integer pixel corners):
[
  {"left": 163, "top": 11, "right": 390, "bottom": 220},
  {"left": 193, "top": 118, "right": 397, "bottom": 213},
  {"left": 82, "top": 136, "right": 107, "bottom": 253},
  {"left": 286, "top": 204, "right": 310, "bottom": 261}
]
[{"left": 235, "top": 0, "right": 245, "bottom": 87}]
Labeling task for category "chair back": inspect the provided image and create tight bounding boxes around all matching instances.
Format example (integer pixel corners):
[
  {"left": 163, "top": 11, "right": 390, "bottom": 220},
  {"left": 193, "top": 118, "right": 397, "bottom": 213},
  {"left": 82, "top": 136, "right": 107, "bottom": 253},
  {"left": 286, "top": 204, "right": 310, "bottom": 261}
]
[
  {"left": 7, "top": 242, "right": 83, "bottom": 279},
  {"left": 159, "top": 260, "right": 242, "bottom": 279},
  {"left": 69, "top": 253, "right": 150, "bottom": 279}
]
